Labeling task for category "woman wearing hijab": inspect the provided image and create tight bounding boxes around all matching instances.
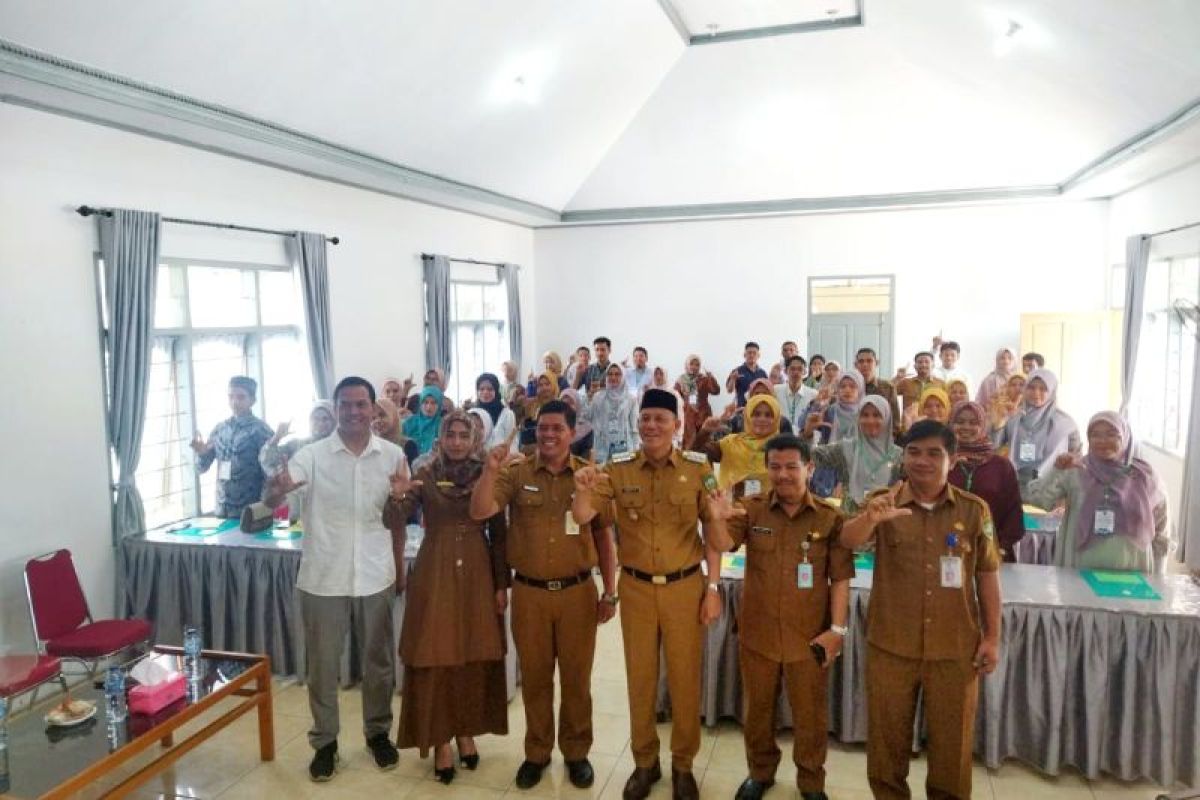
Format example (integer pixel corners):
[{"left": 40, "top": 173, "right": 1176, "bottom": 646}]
[
  {"left": 988, "top": 373, "right": 1027, "bottom": 443},
  {"left": 976, "top": 347, "right": 1017, "bottom": 409},
  {"left": 474, "top": 373, "right": 517, "bottom": 450},
  {"left": 914, "top": 386, "right": 951, "bottom": 425},
  {"left": 946, "top": 379, "right": 970, "bottom": 408},
  {"left": 519, "top": 371, "right": 560, "bottom": 447},
  {"left": 804, "top": 355, "right": 826, "bottom": 389},
  {"left": 1027, "top": 412, "right": 1171, "bottom": 573},
  {"left": 646, "top": 365, "right": 685, "bottom": 446},
  {"left": 583, "top": 363, "right": 640, "bottom": 462},
  {"left": 809, "top": 396, "right": 902, "bottom": 514},
  {"left": 948, "top": 402, "right": 1025, "bottom": 561},
  {"left": 693, "top": 393, "right": 782, "bottom": 498},
  {"left": 403, "top": 385, "right": 445, "bottom": 455},
  {"left": 526, "top": 351, "right": 569, "bottom": 394},
  {"left": 373, "top": 397, "right": 421, "bottom": 464},
  {"left": 1000, "top": 368, "right": 1081, "bottom": 494},
  {"left": 499, "top": 361, "right": 521, "bottom": 405},
  {"left": 675, "top": 354, "right": 721, "bottom": 449},
  {"left": 728, "top": 378, "right": 795, "bottom": 435},
  {"left": 259, "top": 400, "right": 336, "bottom": 476},
  {"left": 803, "top": 370, "right": 864, "bottom": 444},
  {"left": 384, "top": 411, "right": 509, "bottom": 782},
  {"left": 559, "top": 389, "right": 594, "bottom": 459},
  {"left": 467, "top": 407, "right": 495, "bottom": 454}
]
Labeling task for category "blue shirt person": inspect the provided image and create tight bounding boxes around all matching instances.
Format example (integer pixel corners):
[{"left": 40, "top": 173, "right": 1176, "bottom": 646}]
[{"left": 192, "top": 375, "right": 274, "bottom": 518}]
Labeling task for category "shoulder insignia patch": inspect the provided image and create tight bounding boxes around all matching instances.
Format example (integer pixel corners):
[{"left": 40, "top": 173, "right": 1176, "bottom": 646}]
[
  {"left": 682, "top": 450, "right": 708, "bottom": 464},
  {"left": 611, "top": 451, "right": 636, "bottom": 463}
]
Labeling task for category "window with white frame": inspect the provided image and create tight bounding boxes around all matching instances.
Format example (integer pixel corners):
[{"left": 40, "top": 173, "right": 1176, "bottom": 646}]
[
  {"left": 98, "top": 257, "right": 315, "bottom": 527},
  {"left": 445, "top": 263, "right": 510, "bottom": 403},
  {"left": 1127, "top": 255, "right": 1199, "bottom": 455}
]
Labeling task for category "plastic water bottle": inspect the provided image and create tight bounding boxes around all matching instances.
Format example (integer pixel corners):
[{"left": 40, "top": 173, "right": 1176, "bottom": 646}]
[
  {"left": 104, "top": 665, "right": 127, "bottom": 722},
  {"left": 183, "top": 626, "right": 203, "bottom": 682}
]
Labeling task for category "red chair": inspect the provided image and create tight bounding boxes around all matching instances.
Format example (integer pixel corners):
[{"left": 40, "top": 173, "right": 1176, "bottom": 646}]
[
  {"left": 23, "top": 550, "right": 152, "bottom": 676},
  {"left": 0, "top": 654, "right": 65, "bottom": 706}
]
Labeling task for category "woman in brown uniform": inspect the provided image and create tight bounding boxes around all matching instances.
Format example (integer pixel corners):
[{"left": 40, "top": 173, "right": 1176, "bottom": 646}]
[{"left": 384, "top": 411, "right": 509, "bottom": 784}]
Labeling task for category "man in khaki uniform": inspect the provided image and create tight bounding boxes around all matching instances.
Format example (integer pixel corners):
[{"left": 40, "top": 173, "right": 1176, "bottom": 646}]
[
  {"left": 842, "top": 419, "right": 1002, "bottom": 800},
  {"left": 572, "top": 388, "right": 741, "bottom": 800},
  {"left": 723, "top": 434, "right": 854, "bottom": 800},
  {"left": 470, "top": 399, "right": 618, "bottom": 790}
]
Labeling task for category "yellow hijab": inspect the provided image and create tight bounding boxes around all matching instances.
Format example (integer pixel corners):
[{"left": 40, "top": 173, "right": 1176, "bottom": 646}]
[{"left": 717, "top": 393, "right": 782, "bottom": 489}]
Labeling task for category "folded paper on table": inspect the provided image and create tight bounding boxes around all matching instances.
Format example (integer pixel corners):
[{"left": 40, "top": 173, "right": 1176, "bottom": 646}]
[{"left": 1081, "top": 569, "right": 1161, "bottom": 600}]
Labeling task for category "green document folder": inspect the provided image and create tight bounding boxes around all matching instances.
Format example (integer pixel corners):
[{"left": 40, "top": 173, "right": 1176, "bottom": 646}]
[{"left": 1080, "top": 569, "right": 1161, "bottom": 600}]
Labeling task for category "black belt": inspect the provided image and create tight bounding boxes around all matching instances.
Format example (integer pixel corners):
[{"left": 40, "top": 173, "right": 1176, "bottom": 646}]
[
  {"left": 621, "top": 563, "right": 702, "bottom": 586},
  {"left": 513, "top": 570, "right": 593, "bottom": 592}
]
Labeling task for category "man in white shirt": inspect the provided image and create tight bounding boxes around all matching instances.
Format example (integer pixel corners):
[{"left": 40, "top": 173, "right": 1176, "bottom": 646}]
[
  {"left": 626, "top": 346, "right": 653, "bottom": 396},
  {"left": 265, "top": 376, "right": 406, "bottom": 782},
  {"left": 932, "top": 340, "right": 973, "bottom": 394},
  {"left": 773, "top": 355, "right": 817, "bottom": 432}
]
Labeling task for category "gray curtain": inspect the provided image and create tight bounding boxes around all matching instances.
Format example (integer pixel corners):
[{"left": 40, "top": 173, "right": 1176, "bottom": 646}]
[
  {"left": 287, "top": 232, "right": 335, "bottom": 398},
  {"left": 1180, "top": 325, "right": 1200, "bottom": 569},
  {"left": 98, "top": 209, "right": 161, "bottom": 543},
  {"left": 501, "top": 263, "right": 523, "bottom": 369},
  {"left": 422, "top": 254, "right": 452, "bottom": 374},
  {"left": 1119, "top": 233, "right": 1152, "bottom": 415}
]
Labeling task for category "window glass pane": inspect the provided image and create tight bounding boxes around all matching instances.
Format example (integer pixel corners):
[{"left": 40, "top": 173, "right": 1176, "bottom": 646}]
[
  {"left": 137, "top": 337, "right": 190, "bottom": 526},
  {"left": 190, "top": 334, "right": 249, "bottom": 514},
  {"left": 154, "top": 264, "right": 187, "bottom": 328},
  {"left": 259, "top": 269, "right": 302, "bottom": 326},
  {"left": 456, "top": 284, "right": 484, "bottom": 321},
  {"left": 1170, "top": 257, "right": 1199, "bottom": 305},
  {"left": 451, "top": 324, "right": 477, "bottom": 403},
  {"left": 261, "top": 332, "right": 315, "bottom": 432},
  {"left": 482, "top": 282, "right": 508, "bottom": 321},
  {"left": 1145, "top": 260, "right": 1170, "bottom": 310},
  {"left": 188, "top": 266, "right": 257, "bottom": 327}
]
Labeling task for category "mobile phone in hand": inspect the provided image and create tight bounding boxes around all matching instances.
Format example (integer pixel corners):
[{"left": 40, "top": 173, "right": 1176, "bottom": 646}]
[{"left": 810, "top": 643, "right": 827, "bottom": 666}]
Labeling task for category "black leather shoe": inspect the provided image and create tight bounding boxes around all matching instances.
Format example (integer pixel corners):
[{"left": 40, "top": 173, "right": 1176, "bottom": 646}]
[
  {"left": 434, "top": 765, "right": 456, "bottom": 784},
  {"left": 736, "top": 777, "right": 775, "bottom": 799},
  {"left": 460, "top": 753, "right": 480, "bottom": 770},
  {"left": 671, "top": 769, "right": 699, "bottom": 800},
  {"left": 622, "top": 761, "right": 663, "bottom": 800},
  {"left": 566, "top": 758, "right": 595, "bottom": 788},
  {"left": 514, "top": 759, "right": 550, "bottom": 789},
  {"left": 308, "top": 741, "right": 338, "bottom": 782},
  {"left": 800, "top": 792, "right": 828, "bottom": 800},
  {"left": 366, "top": 733, "right": 399, "bottom": 771}
]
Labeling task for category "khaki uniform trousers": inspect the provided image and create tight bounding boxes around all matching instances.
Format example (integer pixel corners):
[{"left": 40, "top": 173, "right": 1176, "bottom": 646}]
[
  {"left": 619, "top": 570, "right": 705, "bottom": 773},
  {"left": 511, "top": 579, "right": 599, "bottom": 762},
  {"left": 866, "top": 645, "right": 979, "bottom": 800},
  {"left": 740, "top": 646, "right": 829, "bottom": 791}
]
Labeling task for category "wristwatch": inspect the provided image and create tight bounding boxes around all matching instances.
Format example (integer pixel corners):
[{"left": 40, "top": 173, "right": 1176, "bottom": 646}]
[
  {"left": 830, "top": 623, "right": 849, "bottom": 637},
  {"left": 706, "top": 582, "right": 721, "bottom": 593},
  {"left": 601, "top": 592, "right": 619, "bottom": 606}
]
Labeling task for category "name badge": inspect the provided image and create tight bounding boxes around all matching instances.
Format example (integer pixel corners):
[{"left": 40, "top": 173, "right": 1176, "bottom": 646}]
[
  {"left": 1094, "top": 508, "right": 1116, "bottom": 536},
  {"left": 796, "top": 563, "right": 814, "bottom": 589},
  {"left": 940, "top": 556, "right": 963, "bottom": 589},
  {"left": 1018, "top": 441, "right": 1037, "bottom": 463},
  {"left": 522, "top": 484, "right": 540, "bottom": 493},
  {"left": 751, "top": 526, "right": 773, "bottom": 535},
  {"left": 743, "top": 479, "right": 762, "bottom": 497},
  {"left": 565, "top": 512, "right": 580, "bottom": 536},
  {"left": 217, "top": 460, "right": 232, "bottom": 480}
]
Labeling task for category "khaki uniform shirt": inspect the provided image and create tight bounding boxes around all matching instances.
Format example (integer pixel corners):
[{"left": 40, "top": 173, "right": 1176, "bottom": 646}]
[
  {"left": 866, "top": 482, "right": 1001, "bottom": 661},
  {"left": 589, "top": 449, "right": 714, "bottom": 574},
  {"left": 493, "top": 454, "right": 598, "bottom": 580},
  {"left": 896, "top": 376, "right": 945, "bottom": 410},
  {"left": 728, "top": 492, "right": 854, "bottom": 663}
]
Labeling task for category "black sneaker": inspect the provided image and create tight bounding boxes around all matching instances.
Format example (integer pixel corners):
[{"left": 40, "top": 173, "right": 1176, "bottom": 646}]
[
  {"left": 367, "top": 733, "right": 399, "bottom": 771},
  {"left": 309, "top": 741, "right": 338, "bottom": 782}
]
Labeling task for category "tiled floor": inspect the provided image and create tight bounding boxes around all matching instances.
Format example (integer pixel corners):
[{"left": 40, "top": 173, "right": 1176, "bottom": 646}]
[{"left": 61, "top": 619, "right": 1186, "bottom": 798}]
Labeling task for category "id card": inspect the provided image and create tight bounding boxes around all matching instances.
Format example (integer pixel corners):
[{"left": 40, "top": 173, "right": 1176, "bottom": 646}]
[
  {"left": 940, "top": 556, "right": 963, "bottom": 588},
  {"left": 743, "top": 479, "right": 762, "bottom": 497},
  {"left": 1018, "top": 442, "right": 1037, "bottom": 463},
  {"left": 1094, "top": 508, "right": 1115, "bottom": 536},
  {"left": 217, "top": 460, "right": 232, "bottom": 480},
  {"left": 565, "top": 512, "right": 580, "bottom": 536},
  {"left": 796, "top": 562, "right": 814, "bottom": 589}
]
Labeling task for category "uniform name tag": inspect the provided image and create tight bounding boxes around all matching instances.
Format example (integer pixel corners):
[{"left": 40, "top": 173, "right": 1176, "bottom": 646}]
[
  {"left": 1018, "top": 441, "right": 1037, "bottom": 463},
  {"left": 565, "top": 513, "right": 580, "bottom": 536},
  {"left": 940, "top": 556, "right": 963, "bottom": 588},
  {"left": 522, "top": 484, "right": 540, "bottom": 492},
  {"left": 217, "top": 460, "right": 232, "bottom": 480},
  {"left": 751, "top": 526, "right": 773, "bottom": 535},
  {"left": 797, "top": 563, "right": 814, "bottom": 589},
  {"left": 743, "top": 479, "right": 762, "bottom": 497},
  {"left": 1094, "top": 508, "right": 1115, "bottom": 536}
]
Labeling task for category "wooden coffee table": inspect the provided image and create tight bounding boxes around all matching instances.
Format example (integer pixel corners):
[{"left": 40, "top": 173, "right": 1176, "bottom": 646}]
[{"left": 0, "top": 646, "right": 273, "bottom": 799}]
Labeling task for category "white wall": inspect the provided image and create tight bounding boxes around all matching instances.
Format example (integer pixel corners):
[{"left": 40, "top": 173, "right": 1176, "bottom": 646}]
[
  {"left": 0, "top": 104, "right": 534, "bottom": 655},
  {"left": 535, "top": 201, "right": 1110, "bottom": 403},
  {"left": 1107, "top": 159, "right": 1200, "bottom": 535}
]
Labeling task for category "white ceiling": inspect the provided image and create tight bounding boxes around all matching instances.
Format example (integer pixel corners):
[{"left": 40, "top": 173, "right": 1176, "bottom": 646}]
[
  {"left": 669, "top": 0, "right": 859, "bottom": 36},
  {"left": 1, "top": 0, "right": 1198, "bottom": 221}
]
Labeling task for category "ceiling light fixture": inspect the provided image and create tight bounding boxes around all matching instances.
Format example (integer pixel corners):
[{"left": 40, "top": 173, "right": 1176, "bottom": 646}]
[
  {"left": 488, "top": 52, "right": 553, "bottom": 105},
  {"left": 993, "top": 18, "right": 1023, "bottom": 56}
]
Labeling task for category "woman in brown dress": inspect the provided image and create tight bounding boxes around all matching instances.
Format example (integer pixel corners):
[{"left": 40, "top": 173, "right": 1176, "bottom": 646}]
[{"left": 384, "top": 411, "right": 509, "bottom": 784}]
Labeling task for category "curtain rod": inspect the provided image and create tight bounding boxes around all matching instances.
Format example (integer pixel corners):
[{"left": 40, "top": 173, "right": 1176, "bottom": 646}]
[
  {"left": 75, "top": 205, "right": 340, "bottom": 245},
  {"left": 421, "top": 252, "right": 518, "bottom": 270},
  {"left": 1150, "top": 220, "right": 1200, "bottom": 238}
]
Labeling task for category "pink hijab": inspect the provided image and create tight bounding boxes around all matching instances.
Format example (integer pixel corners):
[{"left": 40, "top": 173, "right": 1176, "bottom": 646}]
[{"left": 1075, "top": 412, "right": 1163, "bottom": 551}]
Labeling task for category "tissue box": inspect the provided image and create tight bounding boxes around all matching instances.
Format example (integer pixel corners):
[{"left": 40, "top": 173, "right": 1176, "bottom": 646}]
[{"left": 129, "top": 672, "right": 186, "bottom": 715}]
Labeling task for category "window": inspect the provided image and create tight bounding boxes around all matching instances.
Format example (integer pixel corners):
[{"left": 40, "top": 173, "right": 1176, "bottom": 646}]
[
  {"left": 98, "top": 257, "right": 315, "bottom": 527},
  {"left": 1129, "top": 255, "right": 1198, "bottom": 455},
  {"left": 445, "top": 264, "right": 510, "bottom": 403}
]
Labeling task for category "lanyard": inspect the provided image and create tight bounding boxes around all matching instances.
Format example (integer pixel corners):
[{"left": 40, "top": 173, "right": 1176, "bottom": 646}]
[{"left": 956, "top": 461, "right": 977, "bottom": 492}]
